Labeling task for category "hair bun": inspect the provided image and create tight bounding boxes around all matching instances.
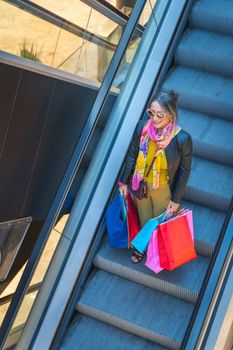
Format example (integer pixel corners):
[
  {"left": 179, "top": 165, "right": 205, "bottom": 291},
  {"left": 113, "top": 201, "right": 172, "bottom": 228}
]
[{"left": 169, "top": 90, "right": 179, "bottom": 102}]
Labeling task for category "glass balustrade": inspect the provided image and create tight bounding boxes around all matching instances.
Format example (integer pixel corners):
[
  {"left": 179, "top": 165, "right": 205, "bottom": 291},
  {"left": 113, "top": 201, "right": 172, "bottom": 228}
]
[
  {"left": 0, "top": 0, "right": 123, "bottom": 83},
  {"left": 0, "top": 0, "right": 157, "bottom": 85}
]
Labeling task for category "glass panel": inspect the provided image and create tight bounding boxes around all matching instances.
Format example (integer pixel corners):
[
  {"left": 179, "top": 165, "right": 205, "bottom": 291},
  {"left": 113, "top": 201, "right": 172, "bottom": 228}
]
[
  {"left": 0, "top": 217, "right": 32, "bottom": 282},
  {"left": 2, "top": 226, "right": 65, "bottom": 349},
  {"left": 112, "top": 0, "right": 169, "bottom": 89},
  {"left": 0, "top": 0, "right": 123, "bottom": 83},
  {"left": 139, "top": 0, "right": 157, "bottom": 26},
  {"left": 0, "top": 265, "right": 26, "bottom": 326},
  {"left": 107, "top": 0, "right": 135, "bottom": 16}
]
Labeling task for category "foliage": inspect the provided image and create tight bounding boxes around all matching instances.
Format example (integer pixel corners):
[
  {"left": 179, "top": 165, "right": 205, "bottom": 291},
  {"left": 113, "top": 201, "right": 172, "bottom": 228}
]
[{"left": 19, "top": 39, "right": 41, "bottom": 62}]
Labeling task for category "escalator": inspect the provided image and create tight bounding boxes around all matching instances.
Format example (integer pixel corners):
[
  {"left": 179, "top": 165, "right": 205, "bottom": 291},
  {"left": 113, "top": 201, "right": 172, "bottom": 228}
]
[
  {"left": 59, "top": 0, "right": 233, "bottom": 348},
  {"left": 0, "top": 0, "right": 155, "bottom": 347},
  {"left": 0, "top": 0, "right": 232, "bottom": 349}
]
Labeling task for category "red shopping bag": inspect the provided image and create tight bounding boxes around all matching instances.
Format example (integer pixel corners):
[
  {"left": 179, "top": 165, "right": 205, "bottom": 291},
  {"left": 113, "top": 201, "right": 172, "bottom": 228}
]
[
  {"left": 126, "top": 193, "right": 140, "bottom": 245},
  {"left": 158, "top": 214, "right": 197, "bottom": 270}
]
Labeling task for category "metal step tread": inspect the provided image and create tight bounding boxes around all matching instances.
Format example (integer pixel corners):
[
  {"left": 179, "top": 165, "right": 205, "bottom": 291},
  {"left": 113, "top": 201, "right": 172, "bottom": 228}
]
[
  {"left": 162, "top": 66, "right": 233, "bottom": 121},
  {"left": 60, "top": 315, "right": 167, "bottom": 350},
  {"left": 94, "top": 236, "right": 209, "bottom": 303},
  {"left": 182, "top": 200, "right": 225, "bottom": 257},
  {"left": 175, "top": 28, "right": 233, "bottom": 77},
  {"left": 190, "top": 0, "right": 233, "bottom": 36},
  {"left": 178, "top": 108, "right": 233, "bottom": 166},
  {"left": 185, "top": 156, "right": 233, "bottom": 211},
  {"left": 76, "top": 270, "right": 193, "bottom": 349}
]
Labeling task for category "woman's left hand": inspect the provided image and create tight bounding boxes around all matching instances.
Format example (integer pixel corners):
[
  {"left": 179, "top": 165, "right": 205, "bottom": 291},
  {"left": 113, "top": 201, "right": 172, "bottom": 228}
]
[{"left": 166, "top": 200, "right": 179, "bottom": 213}]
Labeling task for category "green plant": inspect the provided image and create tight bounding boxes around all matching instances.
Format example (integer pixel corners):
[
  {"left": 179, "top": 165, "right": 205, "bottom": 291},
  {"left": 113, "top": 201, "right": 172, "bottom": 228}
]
[{"left": 19, "top": 39, "right": 41, "bottom": 62}]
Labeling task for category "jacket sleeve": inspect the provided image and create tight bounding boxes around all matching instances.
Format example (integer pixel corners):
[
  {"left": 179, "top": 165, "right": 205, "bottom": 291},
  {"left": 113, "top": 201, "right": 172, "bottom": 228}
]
[
  {"left": 171, "top": 135, "right": 192, "bottom": 203},
  {"left": 119, "top": 123, "right": 141, "bottom": 184}
]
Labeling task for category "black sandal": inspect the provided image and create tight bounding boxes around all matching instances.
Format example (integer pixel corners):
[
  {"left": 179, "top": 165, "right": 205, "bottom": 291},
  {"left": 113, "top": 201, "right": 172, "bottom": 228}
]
[{"left": 131, "top": 250, "right": 145, "bottom": 264}]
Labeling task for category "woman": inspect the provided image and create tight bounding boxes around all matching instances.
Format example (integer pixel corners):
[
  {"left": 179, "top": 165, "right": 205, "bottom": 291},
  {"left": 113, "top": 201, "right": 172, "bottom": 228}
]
[{"left": 119, "top": 90, "right": 192, "bottom": 263}]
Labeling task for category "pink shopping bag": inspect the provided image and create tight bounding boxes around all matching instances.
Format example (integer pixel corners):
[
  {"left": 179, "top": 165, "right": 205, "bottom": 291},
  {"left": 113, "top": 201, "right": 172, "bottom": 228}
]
[{"left": 145, "top": 228, "right": 163, "bottom": 273}]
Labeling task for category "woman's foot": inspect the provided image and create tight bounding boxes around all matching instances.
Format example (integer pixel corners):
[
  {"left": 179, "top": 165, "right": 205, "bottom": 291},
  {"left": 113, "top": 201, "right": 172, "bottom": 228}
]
[{"left": 131, "top": 250, "right": 145, "bottom": 264}]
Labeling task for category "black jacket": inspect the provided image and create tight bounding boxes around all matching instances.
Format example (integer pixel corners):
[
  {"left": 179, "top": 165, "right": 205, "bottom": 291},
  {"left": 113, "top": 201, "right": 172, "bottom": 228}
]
[{"left": 120, "top": 119, "right": 192, "bottom": 203}]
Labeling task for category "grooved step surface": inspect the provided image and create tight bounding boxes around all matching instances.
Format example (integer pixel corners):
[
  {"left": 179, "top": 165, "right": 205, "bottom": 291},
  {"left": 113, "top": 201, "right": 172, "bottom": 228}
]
[
  {"left": 182, "top": 200, "right": 226, "bottom": 257},
  {"left": 190, "top": 0, "right": 233, "bottom": 36},
  {"left": 175, "top": 29, "right": 233, "bottom": 77},
  {"left": 60, "top": 315, "right": 167, "bottom": 350},
  {"left": 178, "top": 108, "right": 233, "bottom": 166},
  {"left": 94, "top": 236, "right": 209, "bottom": 303},
  {"left": 162, "top": 66, "right": 233, "bottom": 121},
  {"left": 77, "top": 270, "right": 193, "bottom": 348},
  {"left": 185, "top": 157, "right": 233, "bottom": 211}
]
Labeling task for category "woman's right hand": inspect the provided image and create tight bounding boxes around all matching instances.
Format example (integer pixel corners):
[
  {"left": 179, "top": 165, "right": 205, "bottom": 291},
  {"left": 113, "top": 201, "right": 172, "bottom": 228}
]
[{"left": 118, "top": 182, "right": 128, "bottom": 198}]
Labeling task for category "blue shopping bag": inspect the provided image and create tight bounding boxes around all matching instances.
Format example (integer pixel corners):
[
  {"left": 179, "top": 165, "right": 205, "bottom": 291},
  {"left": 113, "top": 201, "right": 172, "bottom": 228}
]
[
  {"left": 131, "top": 211, "right": 169, "bottom": 253},
  {"left": 105, "top": 193, "right": 128, "bottom": 248}
]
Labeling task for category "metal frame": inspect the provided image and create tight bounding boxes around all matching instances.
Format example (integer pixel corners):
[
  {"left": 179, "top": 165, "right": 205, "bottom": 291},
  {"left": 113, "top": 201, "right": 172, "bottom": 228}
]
[
  {"left": 0, "top": 0, "right": 147, "bottom": 347},
  {"left": 181, "top": 199, "right": 233, "bottom": 350},
  {"left": 81, "top": 0, "right": 144, "bottom": 37},
  {"left": 7, "top": 0, "right": 117, "bottom": 51},
  {"left": 204, "top": 263, "right": 233, "bottom": 350},
  {"left": 0, "top": 50, "right": 102, "bottom": 89},
  {"left": 0, "top": 282, "right": 41, "bottom": 307},
  {"left": 16, "top": 1, "right": 187, "bottom": 349}
]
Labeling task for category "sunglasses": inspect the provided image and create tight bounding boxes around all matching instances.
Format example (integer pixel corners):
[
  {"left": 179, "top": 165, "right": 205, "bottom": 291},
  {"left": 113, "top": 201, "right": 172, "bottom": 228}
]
[{"left": 147, "top": 108, "right": 166, "bottom": 119}]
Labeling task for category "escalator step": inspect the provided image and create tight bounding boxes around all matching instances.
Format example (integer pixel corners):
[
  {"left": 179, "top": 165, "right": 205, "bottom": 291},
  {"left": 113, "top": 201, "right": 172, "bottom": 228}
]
[
  {"left": 184, "top": 156, "right": 233, "bottom": 212},
  {"left": 175, "top": 28, "right": 233, "bottom": 77},
  {"left": 182, "top": 200, "right": 225, "bottom": 257},
  {"left": 178, "top": 107, "right": 233, "bottom": 166},
  {"left": 190, "top": 0, "right": 233, "bottom": 36},
  {"left": 94, "top": 236, "right": 209, "bottom": 303},
  {"left": 76, "top": 270, "right": 193, "bottom": 350},
  {"left": 60, "top": 315, "right": 167, "bottom": 350},
  {"left": 162, "top": 66, "right": 233, "bottom": 121}
]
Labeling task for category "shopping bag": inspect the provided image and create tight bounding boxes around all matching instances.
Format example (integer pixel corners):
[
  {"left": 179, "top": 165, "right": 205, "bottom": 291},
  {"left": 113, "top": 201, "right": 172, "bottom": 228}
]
[
  {"left": 145, "top": 209, "right": 192, "bottom": 274},
  {"left": 126, "top": 193, "right": 140, "bottom": 244},
  {"left": 145, "top": 228, "right": 163, "bottom": 273},
  {"left": 176, "top": 209, "right": 194, "bottom": 241},
  {"left": 105, "top": 193, "right": 128, "bottom": 248},
  {"left": 131, "top": 211, "right": 169, "bottom": 253},
  {"left": 158, "top": 212, "right": 197, "bottom": 270}
]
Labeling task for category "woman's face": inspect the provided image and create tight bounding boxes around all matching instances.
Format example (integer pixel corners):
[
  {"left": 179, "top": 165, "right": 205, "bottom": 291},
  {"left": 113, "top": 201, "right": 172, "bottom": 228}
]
[{"left": 147, "top": 101, "right": 172, "bottom": 129}]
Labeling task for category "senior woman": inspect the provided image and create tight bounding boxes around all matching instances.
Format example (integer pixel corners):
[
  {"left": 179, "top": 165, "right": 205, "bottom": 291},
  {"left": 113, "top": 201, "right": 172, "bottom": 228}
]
[{"left": 119, "top": 90, "right": 192, "bottom": 263}]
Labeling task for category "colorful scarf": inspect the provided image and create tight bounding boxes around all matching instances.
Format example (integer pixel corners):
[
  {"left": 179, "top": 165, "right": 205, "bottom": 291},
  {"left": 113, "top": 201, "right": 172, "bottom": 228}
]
[{"left": 132, "top": 120, "right": 181, "bottom": 191}]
